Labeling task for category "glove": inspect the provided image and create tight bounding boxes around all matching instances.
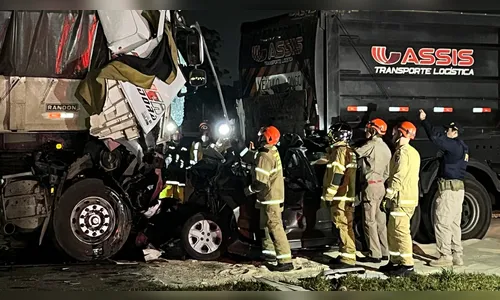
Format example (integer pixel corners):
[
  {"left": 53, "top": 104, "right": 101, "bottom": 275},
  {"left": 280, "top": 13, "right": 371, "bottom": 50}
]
[
  {"left": 244, "top": 185, "right": 254, "bottom": 197},
  {"left": 380, "top": 197, "right": 391, "bottom": 213}
]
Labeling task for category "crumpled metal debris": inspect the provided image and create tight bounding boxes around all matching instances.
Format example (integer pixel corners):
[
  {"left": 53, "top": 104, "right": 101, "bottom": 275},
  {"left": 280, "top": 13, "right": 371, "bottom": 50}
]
[{"left": 143, "top": 247, "right": 163, "bottom": 262}]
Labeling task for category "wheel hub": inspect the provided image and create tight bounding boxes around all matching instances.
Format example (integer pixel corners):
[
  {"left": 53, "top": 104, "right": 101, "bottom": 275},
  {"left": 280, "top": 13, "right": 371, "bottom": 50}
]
[
  {"left": 430, "top": 191, "right": 479, "bottom": 236},
  {"left": 461, "top": 192, "right": 480, "bottom": 234},
  {"left": 70, "top": 197, "right": 116, "bottom": 245},
  {"left": 188, "top": 220, "right": 222, "bottom": 255}
]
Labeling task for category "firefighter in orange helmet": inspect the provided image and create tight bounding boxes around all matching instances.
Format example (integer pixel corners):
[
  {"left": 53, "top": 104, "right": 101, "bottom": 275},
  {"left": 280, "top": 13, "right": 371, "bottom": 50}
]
[
  {"left": 243, "top": 125, "right": 293, "bottom": 272},
  {"left": 355, "top": 118, "right": 391, "bottom": 263},
  {"left": 379, "top": 121, "right": 420, "bottom": 277}
]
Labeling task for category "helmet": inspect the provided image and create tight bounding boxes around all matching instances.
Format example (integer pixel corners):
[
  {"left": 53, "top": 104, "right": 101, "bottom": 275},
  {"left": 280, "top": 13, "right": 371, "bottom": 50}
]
[
  {"left": 366, "top": 118, "right": 387, "bottom": 135},
  {"left": 398, "top": 121, "right": 417, "bottom": 140},
  {"left": 258, "top": 126, "right": 280, "bottom": 145},
  {"left": 328, "top": 122, "right": 352, "bottom": 144},
  {"left": 199, "top": 122, "right": 210, "bottom": 132}
]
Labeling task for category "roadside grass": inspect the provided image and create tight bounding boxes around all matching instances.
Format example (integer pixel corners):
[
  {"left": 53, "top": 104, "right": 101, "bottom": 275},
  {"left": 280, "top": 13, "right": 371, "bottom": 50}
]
[
  {"left": 133, "top": 269, "right": 500, "bottom": 291},
  {"left": 300, "top": 269, "right": 500, "bottom": 291}
]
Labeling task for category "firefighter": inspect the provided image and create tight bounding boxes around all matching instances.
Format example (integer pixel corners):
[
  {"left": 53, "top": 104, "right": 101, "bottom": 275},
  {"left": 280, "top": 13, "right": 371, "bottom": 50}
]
[
  {"left": 379, "top": 121, "right": 420, "bottom": 277},
  {"left": 160, "top": 132, "right": 187, "bottom": 203},
  {"left": 243, "top": 126, "right": 294, "bottom": 272},
  {"left": 419, "top": 109, "right": 468, "bottom": 267},
  {"left": 355, "top": 118, "right": 391, "bottom": 263},
  {"left": 190, "top": 121, "right": 212, "bottom": 165},
  {"left": 322, "top": 122, "right": 358, "bottom": 269}
]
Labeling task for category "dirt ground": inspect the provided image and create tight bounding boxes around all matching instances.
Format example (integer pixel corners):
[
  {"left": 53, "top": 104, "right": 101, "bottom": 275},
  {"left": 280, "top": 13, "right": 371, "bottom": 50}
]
[{"left": 0, "top": 218, "right": 499, "bottom": 291}]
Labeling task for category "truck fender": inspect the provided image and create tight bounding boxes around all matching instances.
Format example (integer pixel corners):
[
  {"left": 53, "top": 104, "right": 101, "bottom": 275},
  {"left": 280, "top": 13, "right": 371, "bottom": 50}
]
[
  {"left": 466, "top": 158, "right": 500, "bottom": 193},
  {"left": 418, "top": 156, "right": 500, "bottom": 195},
  {"left": 419, "top": 157, "right": 440, "bottom": 196}
]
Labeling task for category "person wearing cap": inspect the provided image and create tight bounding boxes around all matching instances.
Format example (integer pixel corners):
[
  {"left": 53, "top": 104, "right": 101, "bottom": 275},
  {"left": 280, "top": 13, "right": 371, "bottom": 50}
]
[
  {"left": 190, "top": 121, "right": 213, "bottom": 165},
  {"left": 355, "top": 118, "right": 391, "bottom": 263},
  {"left": 419, "top": 109, "right": 469, "bottom": 267}
]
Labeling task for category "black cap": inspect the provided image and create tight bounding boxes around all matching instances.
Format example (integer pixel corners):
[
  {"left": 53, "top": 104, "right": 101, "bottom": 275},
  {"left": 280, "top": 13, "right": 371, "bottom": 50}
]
[{"left": 444, "top": 122, "right": 463, "bottom": 134}]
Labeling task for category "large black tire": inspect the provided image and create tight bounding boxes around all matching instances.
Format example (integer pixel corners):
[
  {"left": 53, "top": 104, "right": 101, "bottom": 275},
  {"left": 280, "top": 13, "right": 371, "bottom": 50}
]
[
  {"left": 355, "top": 204, "right": 421, "bottom": 252},
  {"left": 411, "top": 205, "right": 422, "bottom": 239},
  {"left": 180, "top": 212, "right": 232, "bottom": 261},
  {"left": 52, "top": 178, "right": 132, "bottom": 261},
  {"left": 354, "top": 206, "right": 368, "bottom": 251},
  {"left": 420, "top": 174, "right": 492, "bottom": 242}
]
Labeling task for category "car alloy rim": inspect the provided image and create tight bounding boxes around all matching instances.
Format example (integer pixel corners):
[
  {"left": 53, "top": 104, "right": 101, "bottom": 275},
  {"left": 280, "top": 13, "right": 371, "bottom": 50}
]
[{"left": 188, "top": 219, "right": 222, "bottom": 254}]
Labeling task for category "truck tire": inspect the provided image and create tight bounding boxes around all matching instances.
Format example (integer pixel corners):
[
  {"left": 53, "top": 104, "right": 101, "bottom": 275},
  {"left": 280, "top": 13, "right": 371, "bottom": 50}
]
[
  {"left": 52, "top": 178, "right": 132, "bottom": 261},
  {"left": 180, "top": 212, "right": 231, "bottom": 261},
  {"left": 421, "top": 174, "right": 492, "bottom": 242}
]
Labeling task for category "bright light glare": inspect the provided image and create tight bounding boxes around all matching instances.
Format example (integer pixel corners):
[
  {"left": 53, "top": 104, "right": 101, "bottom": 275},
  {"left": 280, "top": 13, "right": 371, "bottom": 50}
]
[
  {"left": 166, "top": 122, "right": 177, "bottom": 133},
  {"left": 218, "top": 123, "right": 230, "bottom": 136}
]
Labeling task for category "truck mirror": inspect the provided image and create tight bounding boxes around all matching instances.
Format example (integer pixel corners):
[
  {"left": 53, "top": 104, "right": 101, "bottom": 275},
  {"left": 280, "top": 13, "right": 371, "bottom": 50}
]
[
  {"left": 186, "top": 30, "right": 204, "bottom": 66},
  {"left": 189, "top": 68, "right": 207, "bottom": 87}
]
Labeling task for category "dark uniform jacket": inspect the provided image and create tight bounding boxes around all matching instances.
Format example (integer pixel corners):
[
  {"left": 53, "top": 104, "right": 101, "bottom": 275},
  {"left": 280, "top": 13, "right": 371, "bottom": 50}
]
[{"left": 421, "top": 120, "right": 468, "bottom": 180}]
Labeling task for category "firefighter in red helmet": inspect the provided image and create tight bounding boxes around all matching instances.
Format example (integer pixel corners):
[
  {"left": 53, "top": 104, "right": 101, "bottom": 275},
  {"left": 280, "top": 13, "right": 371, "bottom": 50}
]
[
  {"left": 379, "top": 121, "right": 420, "bottom": 277},
  {"left": 355, "top": 118, "right": 391, "bottom": 263},
  {"left": 243, "top": 126, "right": 293, "bottom": 272}
]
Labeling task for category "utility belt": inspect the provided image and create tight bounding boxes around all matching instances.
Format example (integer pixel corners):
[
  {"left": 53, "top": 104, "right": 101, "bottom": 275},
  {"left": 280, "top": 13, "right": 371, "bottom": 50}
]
[
  {"left": 437, "top": 178, "right": 464, "bottom": 192},
  {"left": 367, "top": 179, "right": 383, "bottom": 185}
]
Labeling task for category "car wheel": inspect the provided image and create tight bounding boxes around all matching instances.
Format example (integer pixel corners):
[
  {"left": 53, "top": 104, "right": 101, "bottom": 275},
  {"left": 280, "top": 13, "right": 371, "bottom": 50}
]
[
  {"left": 52, "top": 178, "right": 132, "bottom": 261},
  {"left": 421, "top": 174, "right": 491, "bottom": 241},
  {"left": 180, "top": 212, "right": 230, "bottom": 261}
]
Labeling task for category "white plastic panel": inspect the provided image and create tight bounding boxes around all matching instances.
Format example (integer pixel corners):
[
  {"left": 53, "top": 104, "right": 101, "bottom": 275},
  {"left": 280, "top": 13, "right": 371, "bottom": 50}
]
[
  {"left": 89, "top": 79, "right": 140, "bottom": 141},
  {"left": 97, "top": 10, "right": 151, "bottom": 56}
]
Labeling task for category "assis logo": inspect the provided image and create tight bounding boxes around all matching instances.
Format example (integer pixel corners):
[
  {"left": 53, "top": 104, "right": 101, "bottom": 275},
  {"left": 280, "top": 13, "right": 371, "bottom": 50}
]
[{"left": 371, "top": 46, "right": 474, "bottom": 67}]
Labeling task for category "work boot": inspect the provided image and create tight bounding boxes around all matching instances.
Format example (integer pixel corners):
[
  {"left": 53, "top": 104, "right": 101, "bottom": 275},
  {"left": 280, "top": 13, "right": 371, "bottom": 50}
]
[
  {"left": 358, "top": 256, "right": 382, "bottom": 263},
  {"left": 261, "top": 255, "right": 276, "bottom": 263},
  {"left": 329, "top": 257, "right": 357, "bottom": 269},
  {"left": 453, "top": 255, "right": 464, "bottom": 266},
  {"left": 378, "top": 262, "right": 399, "bottom": 273},
  {"left": 429, "top": 256, "right": 453, "bottom": 267},
  {"left": 389, "top": 265, "right": 415, "bottom": 277},
  {"left": 267, "top": 262, "right": 294, "bottom": 272}
]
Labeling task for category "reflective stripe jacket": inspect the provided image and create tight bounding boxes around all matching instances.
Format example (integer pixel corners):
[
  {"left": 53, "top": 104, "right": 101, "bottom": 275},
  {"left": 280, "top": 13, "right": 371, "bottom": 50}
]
[
  {"left": 322, "top": 141, "right": 357, "bottom": 202},
  {"left": 355, "top": 136, "right": 391, "bottom": 183},
  {"left": 190, "top": 141, "right": 204, "bottom": 164},
  {"left": 248, "top": 145, "right": 284, "bottom": 206},
  {"left": 385, "top": 143, "right": 421, "bottom": 208}
]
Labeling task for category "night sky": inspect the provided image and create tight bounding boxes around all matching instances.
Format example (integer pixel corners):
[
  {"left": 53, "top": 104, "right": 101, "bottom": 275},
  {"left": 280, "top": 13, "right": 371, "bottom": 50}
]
[{"left": 183, "top": 10, "right": 292, "bottom": 85}]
